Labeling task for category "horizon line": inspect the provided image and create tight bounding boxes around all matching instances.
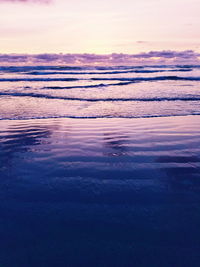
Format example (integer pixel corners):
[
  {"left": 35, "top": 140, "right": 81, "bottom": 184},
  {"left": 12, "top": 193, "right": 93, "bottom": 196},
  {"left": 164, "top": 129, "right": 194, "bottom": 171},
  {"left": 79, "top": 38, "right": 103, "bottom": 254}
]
[{"left": 0, "top": 50, "right": 200, "bottom": 66}]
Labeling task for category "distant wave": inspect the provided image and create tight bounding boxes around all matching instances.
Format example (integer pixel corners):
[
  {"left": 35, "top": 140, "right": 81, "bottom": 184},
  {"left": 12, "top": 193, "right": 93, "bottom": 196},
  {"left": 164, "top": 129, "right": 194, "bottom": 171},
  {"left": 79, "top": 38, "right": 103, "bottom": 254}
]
[
  {"left": 0, "top": 78, "right": 79, "bottom": 82},
  {"left": 0, "top": 66, "right": 84, "bottom": 72},
  {"left": 91, "top": 76, "right": 200, "bottom": 82},
  {"left": 1, "top": 114, "right": 200, "bottom": 121},
  {"left": 0, "top": 64, "right": 197, "bottom": 73},
  {"left": 0, "top": 75, "right": 200, "bottom": 83},
  {"left": 1, "top": 92, "right": 200, "bottom": 102},
  {"left": 42, "top": 81, "right": 133, "bottom": 90},
  {"left": 25, "top": 69, "right": 192, "bottom": 75}
]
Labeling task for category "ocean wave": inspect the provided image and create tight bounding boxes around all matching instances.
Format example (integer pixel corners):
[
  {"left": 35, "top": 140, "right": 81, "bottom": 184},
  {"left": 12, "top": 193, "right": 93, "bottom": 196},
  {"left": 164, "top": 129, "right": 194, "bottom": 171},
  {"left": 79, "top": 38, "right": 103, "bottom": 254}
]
[
  {"left": 0, "top": 78, "right": 79, "bottom": 82},
  {"left": 42, "top": 81, "right": 133, "bottom": 90},
  {"left": 0, "top": 64, "right": 198, "bottom": 73},
  {"left": 0, "top": 75, "right": 199, "bottom": 83},
  {"left": 1, "top": 113, "right": 200, "bottom": 121},
  {"left": 0, "top": 66, "right": 84, "bottom": 72},
  {"left": 91, "top": 76, "right": 200, "bottom": 82},
  {"left": 1, "top": 92, "right": 200, "bottom": 102},
  {"left": 25, "top": 69, "right": 192, "bottom": 75}
]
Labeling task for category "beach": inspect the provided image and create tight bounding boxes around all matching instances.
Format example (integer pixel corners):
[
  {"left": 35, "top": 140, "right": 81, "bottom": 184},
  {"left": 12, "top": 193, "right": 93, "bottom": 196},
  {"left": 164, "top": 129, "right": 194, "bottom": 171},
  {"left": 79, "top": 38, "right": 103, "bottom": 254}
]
[
  {"left": 1, "top": 115, "right": 200, "bottom": 266},
  {"left": 1, "top": 0, "right": 200, "bottom": 264}
]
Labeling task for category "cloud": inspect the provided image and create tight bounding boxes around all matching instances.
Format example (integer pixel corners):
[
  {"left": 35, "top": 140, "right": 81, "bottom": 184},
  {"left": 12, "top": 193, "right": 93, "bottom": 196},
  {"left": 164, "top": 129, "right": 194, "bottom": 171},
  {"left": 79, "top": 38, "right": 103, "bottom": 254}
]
[
  {"left": 132, "top": 50, "right": 200, "bottom": 59},
  {"left": 0, "top": 0, "right": 51, "bottom": 3},
  {"left": 0, "top": 50, "right": 199, "bottom": 66},
  {"left": 136, "top": 41, "right": 148, "bottom": 44}
]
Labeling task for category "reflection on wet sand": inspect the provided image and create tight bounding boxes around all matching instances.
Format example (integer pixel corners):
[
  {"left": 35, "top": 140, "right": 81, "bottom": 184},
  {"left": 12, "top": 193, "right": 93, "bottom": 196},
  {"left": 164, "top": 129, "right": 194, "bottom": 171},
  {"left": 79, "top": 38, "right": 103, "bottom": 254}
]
[
  {"left": 0, "top": 116, "right": 200, "bottom": 267},
  {"left": 0, "top": 124, "right": 51, "bottom": 172},
  {"left": 157, "top": 155, "right": 200, "bottom": 190},
  {"left": 103, "top": 132, "right": 129, "bottom": 157}
]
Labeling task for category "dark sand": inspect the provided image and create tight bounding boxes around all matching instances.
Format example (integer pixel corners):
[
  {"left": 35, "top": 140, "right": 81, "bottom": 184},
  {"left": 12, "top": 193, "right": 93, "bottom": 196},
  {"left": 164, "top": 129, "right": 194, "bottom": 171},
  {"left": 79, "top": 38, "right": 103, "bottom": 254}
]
[{"left": 0, "top": 115, "right": 200, "bottom": 267}]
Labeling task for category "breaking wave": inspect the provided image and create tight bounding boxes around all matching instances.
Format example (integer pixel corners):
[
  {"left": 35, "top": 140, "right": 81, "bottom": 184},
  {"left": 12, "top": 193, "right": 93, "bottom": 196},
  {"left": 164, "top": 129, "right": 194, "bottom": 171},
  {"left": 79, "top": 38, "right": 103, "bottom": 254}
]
[
  {"left": 0, "top": 75, "right": 200, "bottom": 82},
  {"left": 0, "top": 64, "right": 200, "bottom": 120},
  {"left": 1, "top": 91, "right": 200, "bottom": 102}
]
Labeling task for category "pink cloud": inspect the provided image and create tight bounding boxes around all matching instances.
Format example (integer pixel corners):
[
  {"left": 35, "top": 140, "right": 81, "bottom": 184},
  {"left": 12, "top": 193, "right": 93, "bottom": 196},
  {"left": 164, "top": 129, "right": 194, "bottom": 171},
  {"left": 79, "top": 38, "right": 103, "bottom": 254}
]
[
  {"left": 0, "top": 50, "right": 199, "bottom": 66},
  {"left": 0, "top": 0, "right": 51, "bottom": 3}
]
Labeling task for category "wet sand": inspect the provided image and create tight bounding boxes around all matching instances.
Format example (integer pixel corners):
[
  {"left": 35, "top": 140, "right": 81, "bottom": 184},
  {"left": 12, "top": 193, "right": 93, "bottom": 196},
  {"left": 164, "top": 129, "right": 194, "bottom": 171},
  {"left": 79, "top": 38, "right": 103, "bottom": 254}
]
[{"left": 0, "top": 115, "right": 200, "bottom": 267}]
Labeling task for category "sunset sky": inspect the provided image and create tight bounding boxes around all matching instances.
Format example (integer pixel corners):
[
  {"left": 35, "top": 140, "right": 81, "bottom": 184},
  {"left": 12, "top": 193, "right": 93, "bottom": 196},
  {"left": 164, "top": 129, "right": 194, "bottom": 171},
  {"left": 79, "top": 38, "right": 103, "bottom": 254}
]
[{"left": 0, "top": 0, "right": 199, "bottom": 54}]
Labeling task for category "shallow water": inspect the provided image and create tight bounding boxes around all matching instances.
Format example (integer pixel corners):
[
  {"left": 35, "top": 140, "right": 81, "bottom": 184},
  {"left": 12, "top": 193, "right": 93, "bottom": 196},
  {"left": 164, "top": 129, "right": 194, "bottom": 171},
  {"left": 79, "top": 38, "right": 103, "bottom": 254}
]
[
  {"left": 1, "top": 65, "right": 200, "bottom": 119},
  {"left": 1, "top": 64, "right": 200, "bottom": 266},
  {"left": 0, "top": 116, "right": 200, "bottom": 266}
]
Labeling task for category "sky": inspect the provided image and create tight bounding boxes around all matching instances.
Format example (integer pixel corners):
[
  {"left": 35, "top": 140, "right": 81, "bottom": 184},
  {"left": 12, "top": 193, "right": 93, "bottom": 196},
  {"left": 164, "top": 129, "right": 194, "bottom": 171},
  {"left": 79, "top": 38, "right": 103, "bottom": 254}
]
[
  {"left": 0, "top": 0, "right": 199, "bottom": 64},
  {"left": 0, "top": 0, "right": 200, "bottom": 54}
]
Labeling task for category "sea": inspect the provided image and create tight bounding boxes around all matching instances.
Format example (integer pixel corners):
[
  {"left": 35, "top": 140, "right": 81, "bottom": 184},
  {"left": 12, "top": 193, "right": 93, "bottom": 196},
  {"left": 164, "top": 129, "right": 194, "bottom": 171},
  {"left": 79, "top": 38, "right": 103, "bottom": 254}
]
[
  {"left": 0, "top": 64, "right": 200, "bottom": 119},
  {"left": 0, "top": 64, "right": 200, "bottom": 267}
]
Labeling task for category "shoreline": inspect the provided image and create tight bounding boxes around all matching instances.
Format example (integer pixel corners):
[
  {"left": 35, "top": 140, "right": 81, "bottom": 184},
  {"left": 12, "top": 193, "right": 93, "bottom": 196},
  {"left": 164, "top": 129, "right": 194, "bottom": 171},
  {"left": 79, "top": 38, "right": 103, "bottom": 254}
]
[{"left": 1, "top": 114, "right": 200, "bottom": 266}]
